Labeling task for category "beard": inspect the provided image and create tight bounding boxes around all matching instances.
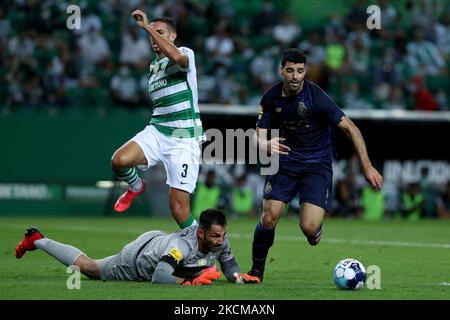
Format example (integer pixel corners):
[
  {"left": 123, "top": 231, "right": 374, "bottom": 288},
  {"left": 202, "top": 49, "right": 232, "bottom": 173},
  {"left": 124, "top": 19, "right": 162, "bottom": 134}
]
[
  {"left": 204, "top": 239, "right": 222, "bottom": 252},
  {"left": 285, "top": 79, "right": 303, "bottom": 96}
]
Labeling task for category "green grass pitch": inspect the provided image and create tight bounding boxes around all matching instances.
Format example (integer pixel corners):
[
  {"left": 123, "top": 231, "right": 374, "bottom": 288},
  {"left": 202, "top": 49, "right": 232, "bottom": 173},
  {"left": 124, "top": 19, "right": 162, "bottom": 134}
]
[{"left": 1, "top": 216, "right": 449, "bottom": 300}]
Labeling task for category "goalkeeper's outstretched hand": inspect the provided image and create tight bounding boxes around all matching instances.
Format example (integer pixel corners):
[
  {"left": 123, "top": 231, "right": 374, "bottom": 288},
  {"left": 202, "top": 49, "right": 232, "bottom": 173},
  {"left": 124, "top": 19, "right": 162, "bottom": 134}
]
[
  {"left": 233, "top": 272, "right": 261, "bottom": 284},
  {"left": 182, "top": 269, "right": 222, "bottom": 286}
]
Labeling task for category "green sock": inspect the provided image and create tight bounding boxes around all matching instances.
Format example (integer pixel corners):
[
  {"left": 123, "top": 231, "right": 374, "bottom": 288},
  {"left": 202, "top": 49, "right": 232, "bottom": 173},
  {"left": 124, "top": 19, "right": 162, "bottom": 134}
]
[
  {"left": 179, "top": 215, "right": 197, "bottom": 229},
  {"left": 117, "top": 167, "right": 143, "bottom": 192}
]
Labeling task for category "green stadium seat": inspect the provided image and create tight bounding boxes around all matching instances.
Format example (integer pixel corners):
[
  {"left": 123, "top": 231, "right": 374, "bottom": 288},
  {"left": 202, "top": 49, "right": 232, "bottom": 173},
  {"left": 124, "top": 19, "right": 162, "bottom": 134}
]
[
  {"left": 66, "top": 87, "right": 84, "bottom": 107},
  {"left": 231, "top": 0, "right": 261, "bottom": 21},
  {"left": 249, "top": 35, "right": 273, "bottom": 52},
  {"left": 426, "top": 75, "right": 448, "bottom": 93}
]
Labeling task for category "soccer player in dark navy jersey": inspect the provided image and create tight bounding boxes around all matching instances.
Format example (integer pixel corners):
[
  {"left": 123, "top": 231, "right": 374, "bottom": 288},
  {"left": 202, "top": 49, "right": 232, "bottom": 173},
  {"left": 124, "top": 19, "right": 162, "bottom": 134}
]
[{"left": 248, "top": 48, "right": 383, "bottom": 282}]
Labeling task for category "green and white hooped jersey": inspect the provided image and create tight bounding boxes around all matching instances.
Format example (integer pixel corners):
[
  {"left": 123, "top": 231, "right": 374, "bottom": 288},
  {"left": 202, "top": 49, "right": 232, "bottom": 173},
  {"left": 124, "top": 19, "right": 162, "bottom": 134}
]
[{"left": 148, "top": 47, "right": 204, "bottom": 141}]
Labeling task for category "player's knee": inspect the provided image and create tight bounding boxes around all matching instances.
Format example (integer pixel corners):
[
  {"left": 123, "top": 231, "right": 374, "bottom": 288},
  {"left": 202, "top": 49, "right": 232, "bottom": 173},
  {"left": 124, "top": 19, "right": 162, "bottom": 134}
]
[
  {"left": 261, "top": 213, "right": 279, "bottom": 229},
  {"left": 111, "top": 153, "right": 130, "bottom": 171}
]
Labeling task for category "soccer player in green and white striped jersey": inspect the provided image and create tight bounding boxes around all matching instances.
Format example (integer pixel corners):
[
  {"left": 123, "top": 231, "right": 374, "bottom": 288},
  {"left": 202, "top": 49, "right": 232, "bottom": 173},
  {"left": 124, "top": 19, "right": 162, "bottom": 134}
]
[{"left": 111, "top": 10, "right": 204, "bottom": 229}]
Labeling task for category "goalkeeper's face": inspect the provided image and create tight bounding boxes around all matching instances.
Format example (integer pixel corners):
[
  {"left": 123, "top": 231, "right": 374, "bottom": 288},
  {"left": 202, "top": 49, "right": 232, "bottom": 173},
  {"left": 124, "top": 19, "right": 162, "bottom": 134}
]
[{"left": 198, "top": 224, "right": 227, "bottom": 253}]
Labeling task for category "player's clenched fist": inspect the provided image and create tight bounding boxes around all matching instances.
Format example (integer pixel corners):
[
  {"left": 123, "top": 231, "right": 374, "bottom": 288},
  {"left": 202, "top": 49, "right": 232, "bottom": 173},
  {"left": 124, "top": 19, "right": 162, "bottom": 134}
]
[{"left": 131, "top": 10, "right": 149, "bottom": 28}]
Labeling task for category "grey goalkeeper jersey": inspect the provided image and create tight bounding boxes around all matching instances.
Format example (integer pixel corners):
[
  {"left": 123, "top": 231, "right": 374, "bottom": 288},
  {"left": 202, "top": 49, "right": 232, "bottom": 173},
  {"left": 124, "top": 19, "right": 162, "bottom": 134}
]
[{"left": 135, "top": 226, "right": 235, "bottom": 280}]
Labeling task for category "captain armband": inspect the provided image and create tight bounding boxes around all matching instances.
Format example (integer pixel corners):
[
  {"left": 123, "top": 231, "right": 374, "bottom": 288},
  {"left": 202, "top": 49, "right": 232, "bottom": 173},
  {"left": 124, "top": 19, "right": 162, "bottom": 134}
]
[{"left": 161, "top": 247, "right": 183, "bottom": 268}]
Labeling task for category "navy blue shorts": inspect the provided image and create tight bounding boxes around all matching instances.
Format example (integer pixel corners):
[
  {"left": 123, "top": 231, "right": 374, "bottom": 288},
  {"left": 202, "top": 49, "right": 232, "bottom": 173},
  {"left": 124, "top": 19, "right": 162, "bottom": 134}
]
[{"left": 263, "top": 162, "right": 333, "bottom": 211}]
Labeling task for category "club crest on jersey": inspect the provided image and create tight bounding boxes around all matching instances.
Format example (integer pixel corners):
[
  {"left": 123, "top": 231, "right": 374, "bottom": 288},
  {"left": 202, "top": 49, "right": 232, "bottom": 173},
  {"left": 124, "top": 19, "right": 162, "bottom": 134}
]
[
  {"left": 297, "top": 101, "right": 307, "bottom": 114},
  {"left": 275, "top": 107, "right": 282, "bottom": 113},
  {"left": 197, "top": 258, "right": 207, "bottom": 266}
]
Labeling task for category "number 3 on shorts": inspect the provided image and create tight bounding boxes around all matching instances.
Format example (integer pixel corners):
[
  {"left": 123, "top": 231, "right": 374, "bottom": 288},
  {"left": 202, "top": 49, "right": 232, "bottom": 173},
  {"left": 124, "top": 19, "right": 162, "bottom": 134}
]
[{"left": 181, "top": 164, "right": 188, "bottom": 178}]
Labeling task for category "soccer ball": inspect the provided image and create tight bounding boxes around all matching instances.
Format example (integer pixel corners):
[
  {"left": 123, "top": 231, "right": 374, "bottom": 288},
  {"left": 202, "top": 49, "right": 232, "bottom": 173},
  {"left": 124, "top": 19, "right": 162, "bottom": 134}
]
[{"left": 332, "top": 258, "right": 366, "bottom": 290}]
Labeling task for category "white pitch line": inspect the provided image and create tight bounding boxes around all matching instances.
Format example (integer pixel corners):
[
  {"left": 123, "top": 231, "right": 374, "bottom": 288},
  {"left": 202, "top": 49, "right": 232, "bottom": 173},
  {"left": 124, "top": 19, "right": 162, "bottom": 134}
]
[
  {"left": 7, "top": 224, "right": 450, "bottom": 249},
  {"left": 437, "top": 282, "right": 450, "bottom": 286},
  {"left": 227, "top": 233, "right": 450, "bottom": 249},
  {"left": 323, "top": 238, "right": 450, "bottom": 249}
]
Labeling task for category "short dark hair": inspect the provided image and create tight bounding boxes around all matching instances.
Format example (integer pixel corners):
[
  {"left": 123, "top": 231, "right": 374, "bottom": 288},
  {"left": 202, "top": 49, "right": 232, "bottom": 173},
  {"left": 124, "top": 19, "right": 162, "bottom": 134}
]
[
  {"left": 199, "top": 209, "right": 227, "bottom": 231},
  {"left": 281, "top": 48, "right": 307, "bottom": 67},
  {"left": 151, "top": 17, "right": 177, "bottom": 32}
]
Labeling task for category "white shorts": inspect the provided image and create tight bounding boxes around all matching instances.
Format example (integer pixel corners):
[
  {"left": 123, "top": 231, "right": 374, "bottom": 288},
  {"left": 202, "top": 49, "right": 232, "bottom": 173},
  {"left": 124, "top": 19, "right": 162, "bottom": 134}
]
[{"left": 131, "top": 125, "right": 201, "bottom": 193}]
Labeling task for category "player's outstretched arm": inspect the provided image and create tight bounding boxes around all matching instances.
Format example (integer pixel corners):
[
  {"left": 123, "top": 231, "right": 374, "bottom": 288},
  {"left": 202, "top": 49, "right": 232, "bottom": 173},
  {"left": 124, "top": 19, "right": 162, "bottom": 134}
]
[
  {"left": 151, "top": 261, "right": 185, "bottom": 285},
  {"left": 219, "top": 257, "right": 241, "bottom": 283},
  {"left": 338, "top": 117, "right": 383, "bottom": 190},
  {"left": 131, "top": 9, "right": 188, "bottom": 67}
]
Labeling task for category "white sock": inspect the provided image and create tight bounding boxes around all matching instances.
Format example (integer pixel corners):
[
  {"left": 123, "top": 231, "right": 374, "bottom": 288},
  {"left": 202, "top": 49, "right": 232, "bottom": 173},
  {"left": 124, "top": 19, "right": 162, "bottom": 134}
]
[
  {"left": 34, "top": 238, "right": 84, "bottom": 266},
  {"left": 130, "top": 178, "right": 143, "bottom": 192}
]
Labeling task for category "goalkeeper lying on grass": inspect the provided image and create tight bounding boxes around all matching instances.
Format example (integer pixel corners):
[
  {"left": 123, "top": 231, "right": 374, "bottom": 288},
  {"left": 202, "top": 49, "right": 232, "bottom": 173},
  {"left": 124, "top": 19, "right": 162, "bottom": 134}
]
[{"left": 15, "top": 208, "right": 259, "bottom": 286}]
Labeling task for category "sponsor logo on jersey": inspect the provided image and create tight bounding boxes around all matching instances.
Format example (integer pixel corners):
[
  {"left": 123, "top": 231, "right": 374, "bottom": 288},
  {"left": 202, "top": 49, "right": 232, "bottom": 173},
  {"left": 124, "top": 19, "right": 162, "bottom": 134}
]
[
  {"left": 150, "top": 79, "right": 168, "bottom": 92},
  {"left": 169, "top": 248, "right": 183, "bottom": 263},
  {"left": 149, "top": 59, "right": 169, "bottom": 75}
]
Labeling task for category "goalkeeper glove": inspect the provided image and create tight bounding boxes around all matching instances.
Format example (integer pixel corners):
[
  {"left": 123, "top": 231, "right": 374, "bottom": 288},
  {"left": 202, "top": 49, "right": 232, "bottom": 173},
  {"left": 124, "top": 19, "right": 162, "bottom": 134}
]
[
  {"left": 233, "top": 272, "right": 261, "bottom": 284},
  {"left": 182, "top": 269, "right": 221, "bottom": 286}
]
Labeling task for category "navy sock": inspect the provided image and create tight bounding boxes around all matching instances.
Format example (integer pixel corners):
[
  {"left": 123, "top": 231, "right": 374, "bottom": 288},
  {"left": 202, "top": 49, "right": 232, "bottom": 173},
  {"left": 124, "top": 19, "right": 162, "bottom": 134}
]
[
  {"left": 307, "top": 223, "right": 323, "bottom": 246},
  {"left": 251, "top": 222, "right": 275, "bottom": 273}
]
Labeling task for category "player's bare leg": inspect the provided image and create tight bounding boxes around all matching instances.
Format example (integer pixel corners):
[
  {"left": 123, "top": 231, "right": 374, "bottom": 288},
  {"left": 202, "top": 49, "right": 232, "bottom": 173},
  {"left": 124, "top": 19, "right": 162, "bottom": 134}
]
[
  {"left": 299, "top": 202, "right": 325, "bottom": 246},
  {"left": 260, "top": 199, "right": 285, "bottom": 229},
  {"left": 111, "top": 141, "right": 148, "bottom": 212},
  {"left": 169, "top": 187, "right": 195, "bottom": 228},
  {"left": 74, "top": 255, "right": 101, "bottom": 279},
  {"left": 249, "top": 199, "right": 286, "bottom": 281},
  {"left": 111, "top": 141, "right": 148, "bottom": 171},
  {"left": 16, "top": 227, "right": 102, "bottom": 279},
  {"left": 16, "top": 227, "right": 101, "bottom": 278}
]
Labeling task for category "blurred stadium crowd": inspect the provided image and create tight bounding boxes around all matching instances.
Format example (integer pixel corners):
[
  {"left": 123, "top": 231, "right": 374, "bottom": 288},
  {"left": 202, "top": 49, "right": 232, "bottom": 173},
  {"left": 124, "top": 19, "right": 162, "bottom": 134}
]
[
  {"left": 0, "top": 0, "right": 449, "bottom": 220},
  {"left": 0, "top": 0, "right": 449, "bottom": 113}
]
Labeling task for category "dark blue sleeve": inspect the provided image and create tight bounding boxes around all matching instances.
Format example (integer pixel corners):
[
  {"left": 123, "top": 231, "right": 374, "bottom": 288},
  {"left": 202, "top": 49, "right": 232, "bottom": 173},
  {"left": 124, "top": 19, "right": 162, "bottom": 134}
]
[
  {"left": 312, "top": 85, "right": 346, "bottom": 126},
  {"left": 255, "top": 90, "right": 273, "bottom": 129}
]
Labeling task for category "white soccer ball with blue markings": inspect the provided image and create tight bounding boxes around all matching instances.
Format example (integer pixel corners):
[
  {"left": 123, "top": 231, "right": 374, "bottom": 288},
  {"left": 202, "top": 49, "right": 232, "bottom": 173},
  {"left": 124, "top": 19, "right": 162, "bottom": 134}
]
[{"left": 333, "top": 258, "right": 366, "bottom": 290}]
